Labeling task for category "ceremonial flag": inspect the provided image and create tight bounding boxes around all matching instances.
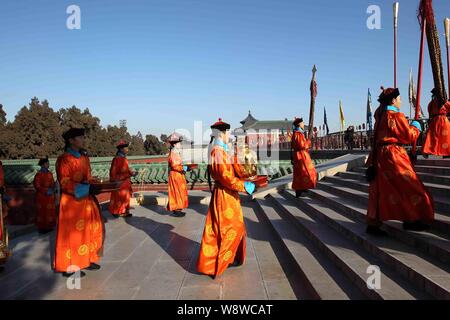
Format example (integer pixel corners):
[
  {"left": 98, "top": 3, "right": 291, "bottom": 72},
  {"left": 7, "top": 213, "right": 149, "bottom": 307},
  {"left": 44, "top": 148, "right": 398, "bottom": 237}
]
[
  {"left": 366, "top": 89, "right": 373, "bottom": 132},
  {"left": 339, "top": 100, "right": 345, "bottom": 132},
  {"left": 323, "top": 107, "right": 329, "bottom": 135}
]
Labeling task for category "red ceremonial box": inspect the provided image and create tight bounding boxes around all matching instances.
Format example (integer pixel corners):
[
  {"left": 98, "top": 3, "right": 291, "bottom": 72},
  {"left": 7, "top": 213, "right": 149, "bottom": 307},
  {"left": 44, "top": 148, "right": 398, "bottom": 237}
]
[
  {"left": 186, "top": 164, "right": 199, "bottom": 170},
  {"left": 248, "top": 175, "right": 268, "bottom": 189},
  {"left": 90, "top": 181, "right": 120, "bottom": 193}
]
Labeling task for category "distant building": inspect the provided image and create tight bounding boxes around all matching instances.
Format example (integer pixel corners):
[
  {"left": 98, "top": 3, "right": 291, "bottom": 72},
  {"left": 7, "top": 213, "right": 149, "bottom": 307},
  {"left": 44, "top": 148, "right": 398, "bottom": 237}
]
[{"left": 234, "top": 111, "right": 306, "bottom": 148}]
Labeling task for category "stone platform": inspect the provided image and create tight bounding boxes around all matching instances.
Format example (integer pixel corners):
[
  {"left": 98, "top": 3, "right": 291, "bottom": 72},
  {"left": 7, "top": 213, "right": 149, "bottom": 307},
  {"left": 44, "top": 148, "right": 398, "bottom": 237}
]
[{"left": 0, "top": 196, "right": 305, "bottom": 300}]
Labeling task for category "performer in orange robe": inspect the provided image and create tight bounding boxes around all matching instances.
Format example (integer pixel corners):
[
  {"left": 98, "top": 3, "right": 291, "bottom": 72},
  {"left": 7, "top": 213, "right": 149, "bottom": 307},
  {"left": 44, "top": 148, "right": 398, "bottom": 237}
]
[
  {"left": 423, "top": 89, "right": 450, "bottom": 157},
  {"left": 33, "top": 158, "right": 57, "bottom": 233},
  {"left": 109, "top": 140, "right": 137, "bottom": 218},
  {"left": 291, "top": 117, "right": 317, "bottom": 197},
  {"left": 0, "top": 160, "right": 11, "bottom": 272},
  {"left": 54, "top": 128, "right": 104, "bottom": 277},
  {"left": 366, "top": 88, "right": 434, "bottom": 235},
  {"left": 167, "top": 133, "right": 189, "bottom": 217},
  {"left": 197, "top": 119, "right": 256, "bottom": 278}
]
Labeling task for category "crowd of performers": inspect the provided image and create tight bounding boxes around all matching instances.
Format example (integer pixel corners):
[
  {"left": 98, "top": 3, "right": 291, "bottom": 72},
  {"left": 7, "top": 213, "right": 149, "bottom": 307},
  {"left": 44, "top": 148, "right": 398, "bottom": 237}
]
[{"left": 0, "top": 91, "right": 449, "bottom": 277}]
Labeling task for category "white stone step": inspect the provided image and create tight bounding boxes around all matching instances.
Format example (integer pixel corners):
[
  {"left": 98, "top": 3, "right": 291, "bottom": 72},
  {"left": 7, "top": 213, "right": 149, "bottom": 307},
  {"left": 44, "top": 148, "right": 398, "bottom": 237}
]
[
  {"left": 283, "top": 189, "right": 450, "bottom": 300},
  {"left": 313, "top": 182, "right": 450, "bottom": 265},
  {"left": 254, "top": 198, "right": 362, "bottom": 300},
  {"left": 268, "top": 192, "right": 425, "bottom": 300}
]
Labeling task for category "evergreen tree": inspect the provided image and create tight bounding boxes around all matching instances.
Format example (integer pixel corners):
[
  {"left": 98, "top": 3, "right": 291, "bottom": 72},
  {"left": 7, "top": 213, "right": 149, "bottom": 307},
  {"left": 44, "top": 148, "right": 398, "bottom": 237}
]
[{"left": 0, "top": 98, "right": 159, "bottom": 159}]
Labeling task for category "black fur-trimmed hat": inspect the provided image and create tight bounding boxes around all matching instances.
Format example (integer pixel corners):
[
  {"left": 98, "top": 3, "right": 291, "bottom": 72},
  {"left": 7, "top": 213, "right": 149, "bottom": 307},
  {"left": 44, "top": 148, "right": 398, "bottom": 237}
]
[
  {"left": 38, "top": 157, "right": 49, "bottom": 166},
  {"left": 62, "top": 128, "right": 85, "bottom": 141},
  {"left": 210, "top": 118, "right": 231, "bottom": 131}
]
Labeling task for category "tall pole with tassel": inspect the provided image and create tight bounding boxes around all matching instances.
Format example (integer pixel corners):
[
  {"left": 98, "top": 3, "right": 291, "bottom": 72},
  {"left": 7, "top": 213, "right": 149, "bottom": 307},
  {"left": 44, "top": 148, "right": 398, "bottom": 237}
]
[
  {"left": 412, "top": 14, "right": 427, "bottom": 157},
  {"left": 308, "top": 65, "right": 318, "bottom": 141},
  {"left": 445, "top": 17, "right": 450, "bottom": 97},
  {"left": 393, "top": 2, "right": 399, "bottom": 88}
]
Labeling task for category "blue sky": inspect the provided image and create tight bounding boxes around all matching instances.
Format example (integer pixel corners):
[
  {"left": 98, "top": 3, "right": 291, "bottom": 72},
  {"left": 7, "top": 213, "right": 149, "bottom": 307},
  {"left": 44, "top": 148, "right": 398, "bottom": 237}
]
[{"left": 0, "top": 0, "right": 449, "bottom": 137}]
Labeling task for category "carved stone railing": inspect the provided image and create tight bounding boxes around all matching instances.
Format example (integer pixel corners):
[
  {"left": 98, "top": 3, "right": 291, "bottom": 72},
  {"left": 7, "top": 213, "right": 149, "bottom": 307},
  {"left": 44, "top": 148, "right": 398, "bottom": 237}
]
[{"left": 2, "top": 158, "right": 327, "bottom": 186}]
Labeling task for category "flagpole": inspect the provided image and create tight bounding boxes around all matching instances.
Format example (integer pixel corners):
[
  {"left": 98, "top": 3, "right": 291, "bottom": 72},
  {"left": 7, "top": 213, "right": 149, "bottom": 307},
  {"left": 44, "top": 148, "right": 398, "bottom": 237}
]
[
  {"left": 393, "top": 2, "right": 399, "bottom": 88},
  {"left": 445, "top": 18, "right": 450, "bottom": 97}
]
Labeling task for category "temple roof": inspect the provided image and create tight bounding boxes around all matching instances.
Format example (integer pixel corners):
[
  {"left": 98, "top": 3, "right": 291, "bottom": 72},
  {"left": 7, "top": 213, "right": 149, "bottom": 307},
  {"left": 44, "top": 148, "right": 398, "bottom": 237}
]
[
  {"left": 240, "top": 110, "right": 259, "bottom": 127},
  {"left": 244, "top": 120, "right": 292, "bottom": 131},
  {"left": 235, "top": 111, "right": 308, "bottom": 135}
]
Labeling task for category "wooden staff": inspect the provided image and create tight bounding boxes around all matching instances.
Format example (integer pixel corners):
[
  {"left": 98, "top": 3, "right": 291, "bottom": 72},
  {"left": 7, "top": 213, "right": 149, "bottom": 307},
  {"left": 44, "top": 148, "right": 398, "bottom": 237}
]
[
  {"left": 393, "top": 2, "right": 399, "bottom": 87},
  {"left": 308, "top": 65, "right": 318, "bottom": 140},
  {"left": 445, "top": 18, "right": 450, "bottom": 96}
]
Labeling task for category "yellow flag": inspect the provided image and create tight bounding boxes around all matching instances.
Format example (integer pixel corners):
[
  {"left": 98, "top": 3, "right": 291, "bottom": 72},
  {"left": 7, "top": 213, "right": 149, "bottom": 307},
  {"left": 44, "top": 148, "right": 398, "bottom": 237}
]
[{"left": 339, "top": 100, "right": 345, "bottom": 131}]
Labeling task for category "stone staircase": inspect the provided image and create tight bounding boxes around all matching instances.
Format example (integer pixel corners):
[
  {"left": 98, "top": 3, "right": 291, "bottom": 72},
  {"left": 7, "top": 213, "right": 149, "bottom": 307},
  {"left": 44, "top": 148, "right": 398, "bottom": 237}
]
[{"left": 254, "top": 158, "right": 450, "bottom": 300}]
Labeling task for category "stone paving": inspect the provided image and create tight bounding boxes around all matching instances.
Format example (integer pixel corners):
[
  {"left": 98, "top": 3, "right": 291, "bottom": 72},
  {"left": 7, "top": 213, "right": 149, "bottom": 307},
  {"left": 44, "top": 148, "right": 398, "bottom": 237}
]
[{"left": 0, "top": 198, "right": 306, "bottom": 300}]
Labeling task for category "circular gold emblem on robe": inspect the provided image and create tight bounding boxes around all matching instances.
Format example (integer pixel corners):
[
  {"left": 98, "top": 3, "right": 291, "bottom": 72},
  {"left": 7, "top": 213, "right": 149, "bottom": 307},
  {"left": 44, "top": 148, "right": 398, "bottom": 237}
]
[
  {"left": 89, "top": 242, "right": 97, "bottom": 253},
  {"left": 78, "top": 244, "right": 89, "bottom": 256},
  {"left": 226, "top": 229, "right": 237, "bottom": 241},
  {"left": 205, "top": 224, "right": 214, "bottom": 236},
  {"left": 76, "top": 219, "right": 85, "bottom": 231},
  {"left": 223, "top": 250, "right": 233, "bottom": 262},
  {"left": 202, "top": 244, "right": 217, "bottom": 257},
  {"left": 224, "top": 208, "right": 234, "bottom": 219}
]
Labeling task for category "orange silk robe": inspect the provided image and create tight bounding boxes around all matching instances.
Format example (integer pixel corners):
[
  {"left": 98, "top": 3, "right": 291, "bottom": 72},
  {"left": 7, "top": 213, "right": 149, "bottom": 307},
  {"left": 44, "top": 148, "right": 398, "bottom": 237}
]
[
  {"left": 291, "top": 130, "right": 317, "bottom": 191},
  {"left": 109, "top": 155, "right": 133, "bottom": 215},
  {"left": 197, "top": 145, "right": 247, "bottom": 277},
  {"left": 167, "top": 151, "right": 188, "bottom": 211},
  {"left": 33, "top": 170, "right": 57, "bottom": 230},
  {"left": 367, "top": 108, "right": 434, "bottom": 223},
  {"left": 423, "top": 100, "right": 450, "bottom": 156},
  {"left": 54, "top": 152, "right": 104, "bottom": 272}
]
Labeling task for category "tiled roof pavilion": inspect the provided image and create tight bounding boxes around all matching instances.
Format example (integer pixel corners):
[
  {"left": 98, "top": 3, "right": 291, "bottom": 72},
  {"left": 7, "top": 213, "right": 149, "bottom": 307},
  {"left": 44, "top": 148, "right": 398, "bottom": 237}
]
[{"left": 235, "top": 111, "right": 307, "bottom": 135}]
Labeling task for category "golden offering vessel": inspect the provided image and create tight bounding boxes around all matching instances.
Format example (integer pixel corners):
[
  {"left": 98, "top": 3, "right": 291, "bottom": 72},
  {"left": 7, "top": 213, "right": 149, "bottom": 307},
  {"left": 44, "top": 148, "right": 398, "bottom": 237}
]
[{"left": 233, "top": 140, "right": 258, "bottom": 179}]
